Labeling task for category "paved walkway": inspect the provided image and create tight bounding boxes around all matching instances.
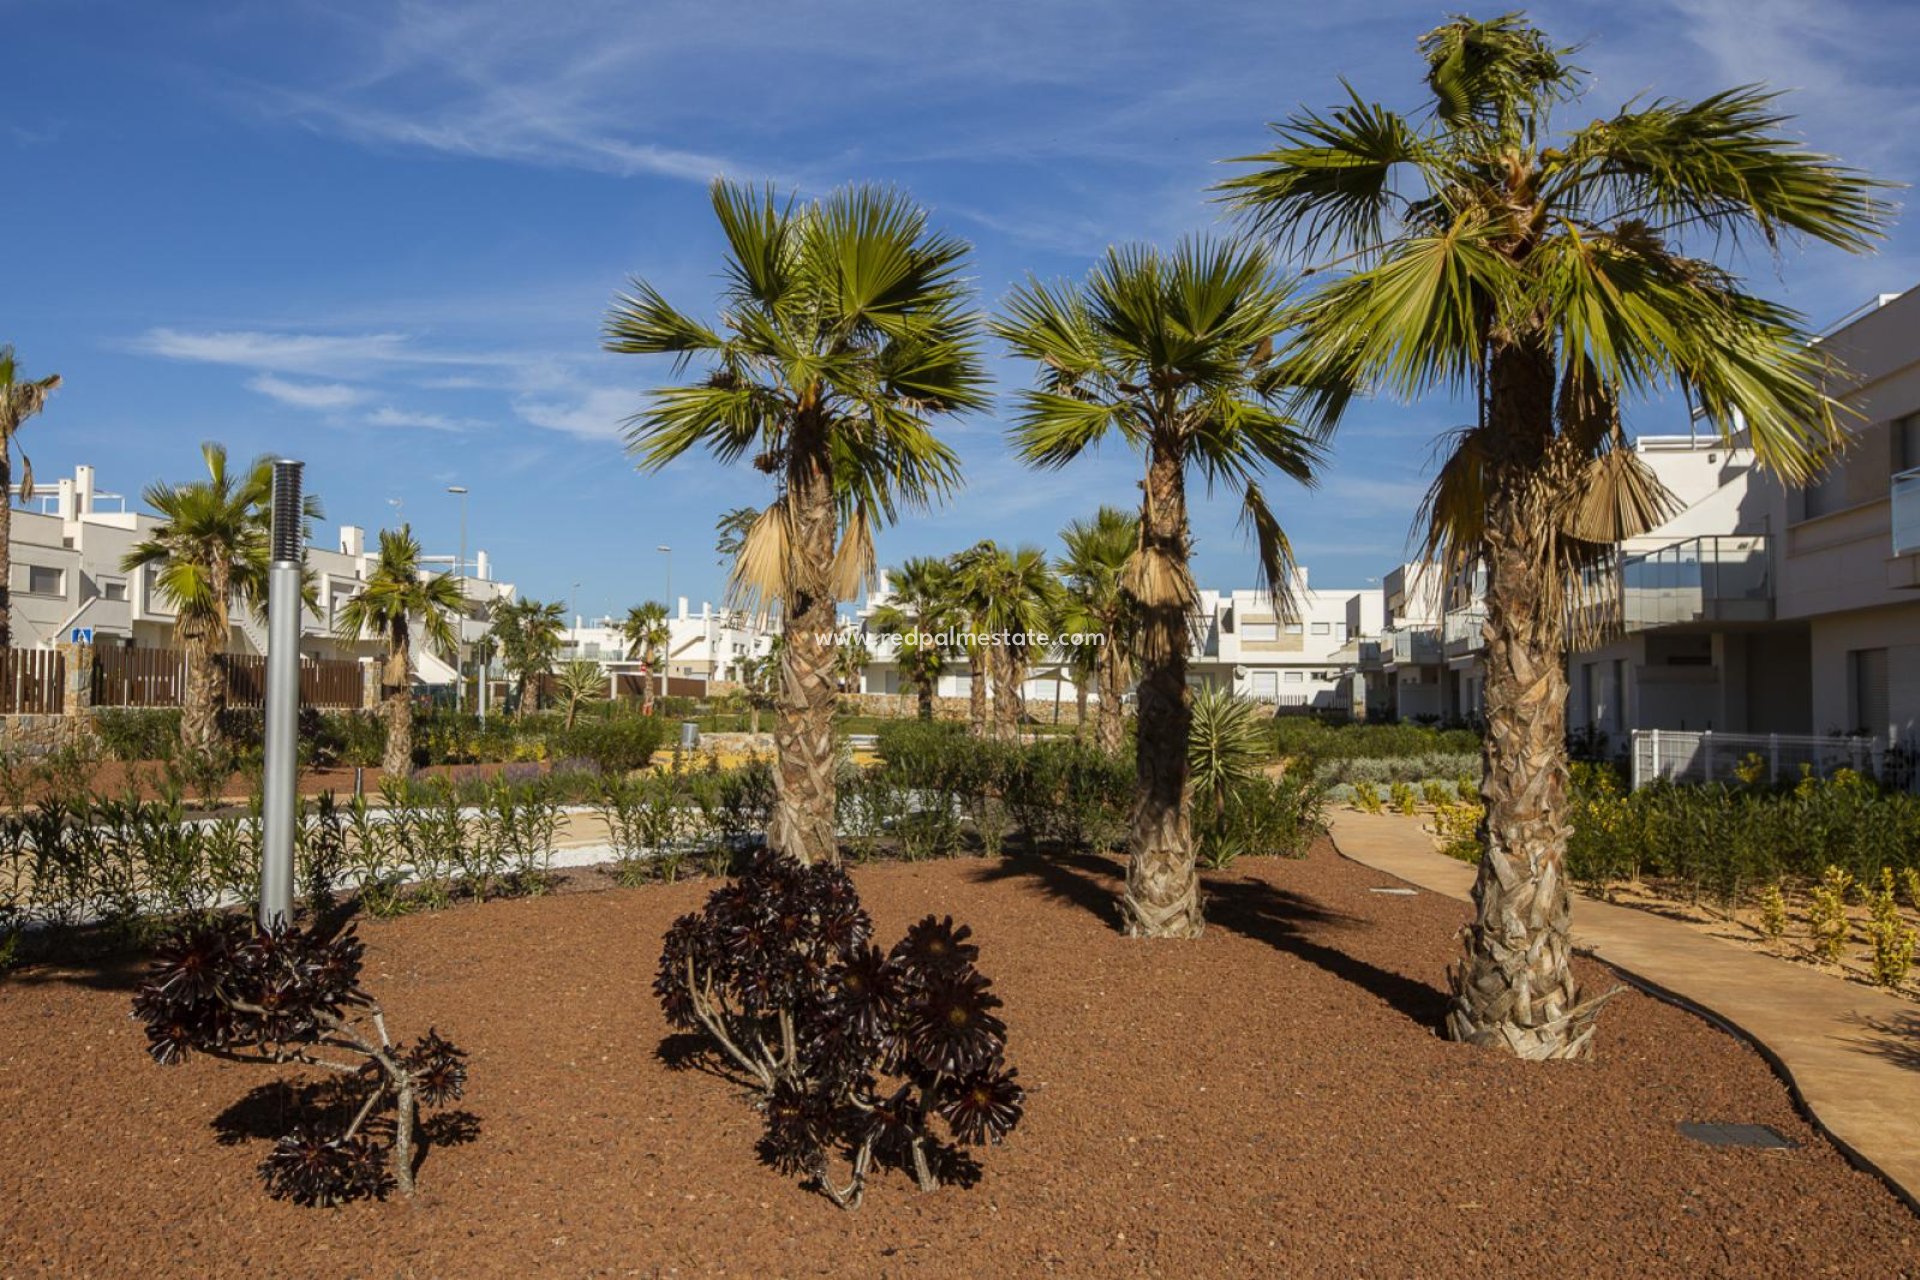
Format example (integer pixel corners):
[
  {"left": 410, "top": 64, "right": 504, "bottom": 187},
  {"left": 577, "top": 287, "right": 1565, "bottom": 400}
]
[{"left": 1329, "top": 810, "right": 1920, "bottom": 1214}]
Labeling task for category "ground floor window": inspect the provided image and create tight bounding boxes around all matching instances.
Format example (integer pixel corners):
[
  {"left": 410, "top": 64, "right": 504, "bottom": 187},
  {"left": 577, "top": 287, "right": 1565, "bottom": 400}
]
[{"left": 1849, "top": 647, "right": 1889, "bottom": 737}]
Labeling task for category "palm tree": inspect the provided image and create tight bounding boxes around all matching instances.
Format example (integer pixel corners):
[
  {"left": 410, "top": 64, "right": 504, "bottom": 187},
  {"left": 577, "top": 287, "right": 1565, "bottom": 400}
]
[
  {"left": 995, "top": 239, "right": 1320, "bottom": 938},
  {"left": 836, "top": 632, "right": 872, "bottom": 694},
  {"left": 332, "top": 525, "right": 462, "bottom": 775},
  {"left": 946, "top": 543, "right": 998, "bottom": 739},
  {"left": 0, "top": 347, "right": 59, "bottom": 649},
  {"left": 1057, "top": 506, "right": 1139, "bottom": 752},
  {"left": 621, "top": 600, "right": 672, "bottom": 708},
  {"left": 1219, "top": 14, "right": 1886, "bottom": 1056},
  {"left": 124, "top": 445, "right": 317, "bottom": 759},
  {"left": 955, "top": 542, "right": 1058, "bottom": 741},
  {"left": 867, "top": 556, "right": 954, "bottom": 720},
  {"left": 555, "top": 658, "right": 607, "bottom": 730},
  {"left": 715, "top": 506, "right": 759, "bottom": 563},
  {"left": 607, "top": 181, "right": 987, "bottom": 865},
  {"left": 489, "top": 596, "right": 566, "bottom": 718}
]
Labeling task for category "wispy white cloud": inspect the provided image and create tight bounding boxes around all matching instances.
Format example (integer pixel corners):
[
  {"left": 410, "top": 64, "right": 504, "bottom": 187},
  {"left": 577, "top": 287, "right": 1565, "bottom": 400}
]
[
  {"left": 366, "top": 405, "right": 472, "bottom": 432},
  {"left": 134, "top": 327, "right": 421, "bottom": 374},
  {"left": 247, "top": 373, "right": 368, "bottom": 409},
  {"left": 512, "top": 386, "right": 638, "bottom": 441}
]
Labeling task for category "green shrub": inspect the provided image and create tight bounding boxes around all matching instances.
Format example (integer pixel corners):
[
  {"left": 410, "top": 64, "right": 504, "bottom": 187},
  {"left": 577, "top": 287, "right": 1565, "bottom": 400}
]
[
  {"left": 92, "top": 709, "right": 181, "bottom": 762},
  {"left": 1197, "top": 772, "right": 1327, "bottom": 869},
  {"left": 1271, "top": 719, "right": 1480, "bottom": 762},
  {"left": 545, "top": 716, "right": 668, "bottom": 775}
]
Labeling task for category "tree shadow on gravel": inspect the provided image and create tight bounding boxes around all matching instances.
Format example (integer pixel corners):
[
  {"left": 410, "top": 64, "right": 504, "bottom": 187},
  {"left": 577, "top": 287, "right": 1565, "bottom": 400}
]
[
  {"left": 970, "top": 851, "right": 1448, "bottom": 1033},
  {"left": 1204, "top": 876, "right": 1450, "bottom": 1032},
  {"left": 965, "top": 850, "right": 1126, "bottom": 929},
  {"left": 656, "top": 1031, "right": 762, "bottom": 1089}
]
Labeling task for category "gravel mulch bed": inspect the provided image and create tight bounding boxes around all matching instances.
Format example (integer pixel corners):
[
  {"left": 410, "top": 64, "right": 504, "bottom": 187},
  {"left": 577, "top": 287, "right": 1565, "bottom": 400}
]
[{"left": 2, "top": 839, "right": 1914, "bottom": 1278}]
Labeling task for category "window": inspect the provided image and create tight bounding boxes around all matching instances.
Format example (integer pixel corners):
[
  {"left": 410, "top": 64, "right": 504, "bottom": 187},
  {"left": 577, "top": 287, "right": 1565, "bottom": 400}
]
[
  {"left": 1283, "top": 670, "right": 1304, "bottom": 684},
  {"left": 1284, "top": 622, "right": 1303, "bottom": 635},
  {"left": 1250, "top": 670, "right": 1278, "bottom": 699},
  {"left": 1241, "top": 621, "right": 1278, "bottom": 642},
  {"left": 1335, "top": 622, "right": 1348, "bottom": 642},
  {"left": 1310, "top": 622, "right": 1330, "bottom": 636},
  {"left": 1802, "top": 460, "right": 1847, "bottom": 518},
  {"left": 101, "top": 579, "right": 127, "bottom": 602},
  {"left": 1850, "top": 648, "right": 1889, "bottom": 737},
  {"left": 21, "top": 565, "right": 63, "bottom": 596},
  {"left": 1898, "top": 413, "right": 1920, "bottom": 472}
]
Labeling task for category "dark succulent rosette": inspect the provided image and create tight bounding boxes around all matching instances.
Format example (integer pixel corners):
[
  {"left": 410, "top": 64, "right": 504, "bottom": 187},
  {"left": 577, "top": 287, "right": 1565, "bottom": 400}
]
[
  {"left": 936, "top": 1061, "right": 1025, "bottom": 1146},
  {"left": 890, "top": 916, "right": 979, "bottom": 980},
  {"left": 403, "top": 1029, "right": 469, "bottom": 1106},
  {"left": 259, "top": 1128, "right": 391, "bottom": 1206},
  {"left": 905, "top": 969, "right": 1006, "bottom": 1076}
]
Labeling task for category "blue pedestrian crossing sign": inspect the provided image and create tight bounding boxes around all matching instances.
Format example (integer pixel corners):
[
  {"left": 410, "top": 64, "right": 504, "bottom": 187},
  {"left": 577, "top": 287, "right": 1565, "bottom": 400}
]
[{"left": 69, "top": 627, "right": 93, "bottom": 644}]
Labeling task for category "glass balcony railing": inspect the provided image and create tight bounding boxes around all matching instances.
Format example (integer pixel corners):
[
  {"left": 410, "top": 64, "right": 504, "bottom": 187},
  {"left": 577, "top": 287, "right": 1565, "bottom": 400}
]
[
  {"left": 1443, "top": 610, "right": 1485, "bottom": 657},
  {"left": 1385, "top": 625, "right": 1442, "bottom": 665},
  {"left": 1620, "top": 535, "right": 1771, "bottom": 630},
  {"left": 1894, "top": 467, "right": 1920, "bottom": 555}
]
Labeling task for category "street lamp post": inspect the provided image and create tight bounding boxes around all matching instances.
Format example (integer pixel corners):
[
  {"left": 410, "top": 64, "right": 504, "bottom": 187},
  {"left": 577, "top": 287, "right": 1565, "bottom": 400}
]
[
  {"left": 259, "top": 460, "right": 305, "bottom": 928},
  {"left": 447, "top": 486, "right": 469, "bottom": 711}
]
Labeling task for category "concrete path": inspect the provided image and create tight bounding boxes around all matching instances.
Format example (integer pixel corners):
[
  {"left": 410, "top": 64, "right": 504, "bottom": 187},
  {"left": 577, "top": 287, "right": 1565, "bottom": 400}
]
[{"left": 1329, "top": 809, "right": 1920, "bottom": 1214}]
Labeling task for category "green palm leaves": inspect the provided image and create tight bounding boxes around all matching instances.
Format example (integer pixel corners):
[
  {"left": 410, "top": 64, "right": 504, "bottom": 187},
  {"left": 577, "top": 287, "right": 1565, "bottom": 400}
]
[
  {"left": 621, "top": 601, "right": 671, "bottom": 666},
  {"left": 994, "top": 237, "right": 1320, "bottom": 615},
  {"left": 0, "top": 345, "right": 59, "bottom": 506},
  {"left": 608, "top": 180, "right": 989, "bottom": 615},
  {"left": 332, "top": 525, "right": 463, "bottom": 660}
]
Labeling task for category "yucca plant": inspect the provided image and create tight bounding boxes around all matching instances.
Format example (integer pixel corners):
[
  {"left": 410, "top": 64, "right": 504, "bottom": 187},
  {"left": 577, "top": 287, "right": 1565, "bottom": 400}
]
[
  {"left": 554, "top": 659, "right": 608, "bottom": 731},
  {"left": 1222, "top": 13, "right": 1887, "bottom": 1057}
]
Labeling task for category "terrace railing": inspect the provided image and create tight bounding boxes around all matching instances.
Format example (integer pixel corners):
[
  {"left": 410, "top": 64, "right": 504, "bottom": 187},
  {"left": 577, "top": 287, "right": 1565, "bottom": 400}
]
[{"left": 1629, "top": 728, "right": 1903, "bottom": 790}]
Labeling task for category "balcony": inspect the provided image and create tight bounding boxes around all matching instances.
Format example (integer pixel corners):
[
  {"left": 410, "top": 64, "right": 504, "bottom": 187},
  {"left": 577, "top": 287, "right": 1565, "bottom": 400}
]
[
  {"left": 1894, "top": 467, "right": 1920, "bottom": 556},
  {"left": 1383, "top": 625, "right": 1441, "bottom": 666},
  {"left": 1443, "top": 610, "right": 1485, "bottom": 658},
  {"left": 1620, "top": 535, "right": 1772, "bottom": 631}
]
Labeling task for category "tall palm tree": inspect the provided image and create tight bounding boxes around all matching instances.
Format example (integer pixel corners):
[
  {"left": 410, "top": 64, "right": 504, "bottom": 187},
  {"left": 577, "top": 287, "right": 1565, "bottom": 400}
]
[
  {"left": 867, "top": 556, "right": 954, "bottom": 720},
  {"left": 0, "top": 347, "right": 59, "bottom": 650},
  {"left": 621, "top": 600, "right": 672, "bottom": 707},
  {"left": 332, "top": 525, "right": 462, "bottom": 776},
  {"left": 1220, "top": 13, "right": 1886, "bottom": 1056},
  {"left": 124, "top": 444, "right": 319, "bottom": 759},
  {"left": 606, "top": 181, "right": 987, "bottom": 865},
  {"left": 947, "top": 542, "right": 998, "bottom": 739},
  {"left": 489, "top": 596, "right": 566, "bottom": 718},
  {"left": 995, "top": 239, "right": 1321, "bottom": 939},
  {"left": 955, "top": 542, "right": 1058, "bottom": 741},
  {"left": 1057, "top": 506, "right": 1139, "bottom": 753}
]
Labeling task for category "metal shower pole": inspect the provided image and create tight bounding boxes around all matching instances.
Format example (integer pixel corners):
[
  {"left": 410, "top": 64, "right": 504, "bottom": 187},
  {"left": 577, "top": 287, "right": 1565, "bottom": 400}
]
[{"left": 258, "top": 459, "right": 304, "bottom": 928}]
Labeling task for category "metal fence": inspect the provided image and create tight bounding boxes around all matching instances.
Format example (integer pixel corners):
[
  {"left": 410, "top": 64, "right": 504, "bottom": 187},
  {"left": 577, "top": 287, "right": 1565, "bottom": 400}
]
[{"left": 1629, "top": 728, "right": 1903, "bottom": 790}]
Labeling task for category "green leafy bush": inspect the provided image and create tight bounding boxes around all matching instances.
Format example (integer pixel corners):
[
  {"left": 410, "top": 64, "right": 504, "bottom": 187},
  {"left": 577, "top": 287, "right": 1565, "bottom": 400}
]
[
  {"left": 92, "top": 709, "right": 181, "bottom": 762},
  {"left": 545, "top": 716, "right": 668, "bottom": 775}
]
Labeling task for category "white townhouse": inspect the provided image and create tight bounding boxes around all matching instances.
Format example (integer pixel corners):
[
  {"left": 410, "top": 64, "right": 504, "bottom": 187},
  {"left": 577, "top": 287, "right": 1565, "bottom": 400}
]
[
  {"left": 9, "top": 463, "right": 515, "bottom": 692},
  {"left": 561, "top": 599, "right": 777, "bottom": 694}
]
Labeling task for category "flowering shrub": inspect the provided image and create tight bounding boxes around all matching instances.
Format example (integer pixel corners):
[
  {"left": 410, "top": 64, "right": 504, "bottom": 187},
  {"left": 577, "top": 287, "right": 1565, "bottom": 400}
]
[
  {"left": 132, "top": 916, "right": 470, "bottom": 1205},
  {"left": 655, "top": 852, "right": 1024, "bottom": 1209}
]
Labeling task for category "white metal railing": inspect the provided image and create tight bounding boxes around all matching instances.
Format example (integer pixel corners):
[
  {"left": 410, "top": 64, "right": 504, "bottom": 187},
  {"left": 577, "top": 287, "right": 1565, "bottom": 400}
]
[
  {"left": 1385, "top": 626, "right": 1441, "bottom": 665},
  {"left": 1629, "top": 728, "right": 1894, "bottom": 789},
  {"left": 1893, "top": 466, "right": 1920, "bottom": 556},
  {"left": 1443, "top": 610, "right": 1484, "bottom": 657},
  {"left": 1619, "top": 535, "right": 1772, "bottom": 630}
]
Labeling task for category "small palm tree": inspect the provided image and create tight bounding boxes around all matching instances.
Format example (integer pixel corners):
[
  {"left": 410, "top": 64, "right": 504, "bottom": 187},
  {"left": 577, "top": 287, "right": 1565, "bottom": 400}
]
[
  {"left": 955, "top": 542, "right": 1059, "bottom": 741},
  {"left": 946, "top": 544, "right": 997, "bottom": 739},
  {"left": 124, "top": 444, "right": 318, "bottom": 759},
  {"left": 489, "top": 596, "right": 566, "bottom": 718},
  {"left": 607, "top": 181, "right": 988, "bottom": 864},
  {"left": 1219, "top": 13, "right": 1887, "bottom": 1055},
  {"left": 995, "top": 239, "right": 1321, "bottom": 938},
  {"left": 0, "top": 347, "right": 60, "bottom": 649},
  {"left": 1057, "top": 506, "right": 1139, "bottom": 753},
  {"left": 836, "top": 632, "right": 872, "bottom": 694},
  {"left": 332, "top": 525, "right": 462, "bottom": 775},
  {"left": 621, "top": 600, "right": 672, "bottom": 707},
  {"left": 555, "top": 658, "right": 607, "bottom": 730},
  {"left": 867, "top": 557, "right": 955, "bottom": 720}
]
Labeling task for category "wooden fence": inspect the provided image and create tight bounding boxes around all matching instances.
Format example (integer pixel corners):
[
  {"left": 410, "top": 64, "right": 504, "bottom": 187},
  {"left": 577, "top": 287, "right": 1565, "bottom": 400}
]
[
  {"left": 91, "top": 648, "right": 364, "bottom": 711},
  {"left": 0, "top": 649, "right": 65, "bottom": 714}
]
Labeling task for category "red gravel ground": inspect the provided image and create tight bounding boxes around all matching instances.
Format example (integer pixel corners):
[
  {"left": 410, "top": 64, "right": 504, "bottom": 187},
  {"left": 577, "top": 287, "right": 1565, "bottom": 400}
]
[{"left": 2, "top": 840, "right": 1915, "bottom": 1278}]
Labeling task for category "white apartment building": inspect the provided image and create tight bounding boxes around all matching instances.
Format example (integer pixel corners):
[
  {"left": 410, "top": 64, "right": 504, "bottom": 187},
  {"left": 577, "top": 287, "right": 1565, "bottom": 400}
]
[
  {"left": 9, "top": 464, "right": 515, "bottom": 690},
  {"left": 852, "top": 568, "right": 1386, "bottom": 715},
  {"left": 561, "top": 598, "right": 776, "bottom": 692},
  {"left": 1396, "top": 282, "right": 1920, "bottom": 754}
]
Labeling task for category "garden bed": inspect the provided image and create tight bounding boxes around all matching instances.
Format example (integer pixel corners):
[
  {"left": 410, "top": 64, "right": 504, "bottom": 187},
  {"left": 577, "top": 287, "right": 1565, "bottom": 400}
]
[{"left": 2, "top": 840, "right": 1912, "bottom": 1276}]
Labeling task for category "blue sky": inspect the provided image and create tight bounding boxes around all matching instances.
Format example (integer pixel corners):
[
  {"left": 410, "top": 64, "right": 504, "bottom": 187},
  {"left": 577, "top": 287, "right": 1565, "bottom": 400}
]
[{"left": 9, "top": 0, "right": 1919, "bottom": 618}]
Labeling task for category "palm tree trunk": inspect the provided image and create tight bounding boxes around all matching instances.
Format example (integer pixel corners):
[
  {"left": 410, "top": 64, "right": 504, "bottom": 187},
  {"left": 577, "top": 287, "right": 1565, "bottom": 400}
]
[
  {"left": 0, "top": 441, "right": 12, "bottom": 650},
  {"left": 768, "top": 420, "right": 840, "bottom": 865},
  {"left": 1124, "top": 441, "right": 1201, "bottom": 939},
  {"left": 1074, "top": 681, "right": 1089, "bottom": 739},
  {"left": 967, "top": 652, "right": 987, "bottom": 738},
  {"left": 382, "top": 623, "right": 412, "bottom": 777},
  {"left": 1096, "top": 644, "right": 1126, "bottom": 755},
  {"left": 1445, "top": 339, "right": 1604, "bottom": 1059},
  {"left": 991, "top": 647, "right": 1020, "bottom": 742},
  {"left": 915, "top": 664, "right": 934, "bottom": 722},
  {"left": 180, "top": 622, "right": 221, "bottom": 759}
]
